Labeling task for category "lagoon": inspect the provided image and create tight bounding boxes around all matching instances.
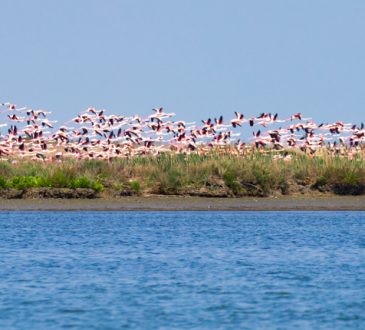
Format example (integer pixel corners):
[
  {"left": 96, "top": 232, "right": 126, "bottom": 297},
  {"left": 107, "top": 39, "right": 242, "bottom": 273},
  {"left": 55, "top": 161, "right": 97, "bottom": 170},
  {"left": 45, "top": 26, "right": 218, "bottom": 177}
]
[{"left": 0, "top": 211, "right": 364, "bottom": 329}]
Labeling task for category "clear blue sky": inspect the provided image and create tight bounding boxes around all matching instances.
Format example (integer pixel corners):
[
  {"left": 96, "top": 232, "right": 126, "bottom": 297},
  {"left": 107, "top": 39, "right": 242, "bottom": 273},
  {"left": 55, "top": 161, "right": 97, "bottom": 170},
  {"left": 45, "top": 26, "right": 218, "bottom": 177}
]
[{"left": 1, "top": 0, "right": 364, "bottom": 124}]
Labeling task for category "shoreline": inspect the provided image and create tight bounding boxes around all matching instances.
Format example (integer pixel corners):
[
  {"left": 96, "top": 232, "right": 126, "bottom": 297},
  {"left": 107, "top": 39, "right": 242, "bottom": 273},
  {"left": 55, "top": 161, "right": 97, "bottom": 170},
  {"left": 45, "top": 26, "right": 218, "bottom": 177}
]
[{"left": 1, "top": 195, "right": 365, "bottom": 211}]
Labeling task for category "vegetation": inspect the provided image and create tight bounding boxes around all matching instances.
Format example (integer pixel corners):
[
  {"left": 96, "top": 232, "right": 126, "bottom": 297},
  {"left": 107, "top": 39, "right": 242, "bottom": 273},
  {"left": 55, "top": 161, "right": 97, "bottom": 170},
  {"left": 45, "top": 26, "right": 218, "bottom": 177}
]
[{"left": 0, "top": 151, "right": 364, "bottom": 197}]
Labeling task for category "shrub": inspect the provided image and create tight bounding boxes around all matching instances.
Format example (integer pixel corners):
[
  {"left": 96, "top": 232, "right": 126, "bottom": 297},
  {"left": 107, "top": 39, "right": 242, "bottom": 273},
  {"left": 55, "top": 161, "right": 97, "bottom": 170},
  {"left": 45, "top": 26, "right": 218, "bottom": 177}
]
[
  {"left": 333, "top": 172, "right": 365, "bottom": 195},
  {"left": 92, "top": 182, "right": 104, "bottom": 193},
  {"left": 10, "top": 176, "right": 34, "bottom": 189},
  {"left": 49, "top": 170, "right": 70, "bottom": 188},
  {"left": 252, "top": 168, "right": 273, "bottom": 196},
  {"left": 68, "top": 177, "right": 93, "bottom": 189},
  {"left": 159, "top": 170, "right": 183, "bottom": 194},
  {"left": 68, "top": 176, "right": 104, "bottom": 192},
  {"left": 278, "top": 176, "right": 289, "bottom": 195},
  {"left": 312, "top": 175, "right": 328, "bottom": 192},
  {"left": 9, "top": 176, "right": 52, "bottom": 189},
  {"left": 0, "top": 176, "right": 7, "bottom": 189},
  {"left": 223, "top": 170, "right": 241, "bottom": 195},
  {"left": 130, "top": 180, "right": 141, "bottom": 195}
]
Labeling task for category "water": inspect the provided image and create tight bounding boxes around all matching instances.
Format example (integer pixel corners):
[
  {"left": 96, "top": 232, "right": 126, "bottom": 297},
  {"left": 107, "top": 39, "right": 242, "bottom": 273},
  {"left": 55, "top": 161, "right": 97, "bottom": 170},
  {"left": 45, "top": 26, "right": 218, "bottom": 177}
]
[{"left": 0, "top": 211, "right": 364, "bottom": 329}]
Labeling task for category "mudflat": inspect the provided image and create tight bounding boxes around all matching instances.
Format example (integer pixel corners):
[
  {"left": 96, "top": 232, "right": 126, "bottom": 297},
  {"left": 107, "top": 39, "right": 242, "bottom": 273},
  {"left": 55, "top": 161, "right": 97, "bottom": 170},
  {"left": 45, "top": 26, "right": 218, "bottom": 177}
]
[{"left": 0, "top": 195, "right": 365, "bottom": 211}]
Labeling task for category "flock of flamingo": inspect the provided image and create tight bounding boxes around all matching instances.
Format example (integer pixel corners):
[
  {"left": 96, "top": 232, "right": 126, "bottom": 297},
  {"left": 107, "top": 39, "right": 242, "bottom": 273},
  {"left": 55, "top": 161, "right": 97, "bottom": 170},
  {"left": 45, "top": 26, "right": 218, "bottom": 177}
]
[{"left": 0, "top": 101, "right": 364, "bottom": 162}]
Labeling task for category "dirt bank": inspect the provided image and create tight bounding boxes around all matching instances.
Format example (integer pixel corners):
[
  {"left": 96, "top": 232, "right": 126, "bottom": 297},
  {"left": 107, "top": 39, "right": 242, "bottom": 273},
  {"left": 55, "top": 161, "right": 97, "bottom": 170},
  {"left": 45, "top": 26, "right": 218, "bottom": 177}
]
[{"left": 1, "top": 195, "right": 365, "bottom": 211}]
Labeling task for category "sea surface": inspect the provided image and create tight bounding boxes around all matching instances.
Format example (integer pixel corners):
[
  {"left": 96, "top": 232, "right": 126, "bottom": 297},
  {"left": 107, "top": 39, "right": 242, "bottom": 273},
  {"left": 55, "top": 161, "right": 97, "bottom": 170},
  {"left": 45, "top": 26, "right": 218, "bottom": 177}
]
[{"left": 0, "top": 211, "right": 364, "bottom": 329}]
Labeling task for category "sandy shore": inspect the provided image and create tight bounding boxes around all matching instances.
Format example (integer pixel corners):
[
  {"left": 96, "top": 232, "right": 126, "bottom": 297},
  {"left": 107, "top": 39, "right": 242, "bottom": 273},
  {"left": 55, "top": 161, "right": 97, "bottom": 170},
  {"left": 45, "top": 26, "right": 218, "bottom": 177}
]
[{"left": 0, "top": 195, "right": 365, "bottom": 211}]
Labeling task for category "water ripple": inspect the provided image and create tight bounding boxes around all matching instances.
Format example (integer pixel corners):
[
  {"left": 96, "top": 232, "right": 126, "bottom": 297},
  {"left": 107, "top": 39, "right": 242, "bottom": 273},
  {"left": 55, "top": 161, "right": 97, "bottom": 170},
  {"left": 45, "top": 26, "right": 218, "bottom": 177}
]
[{"left": 0, "top": 211, "right": 364, "bottom": 329}]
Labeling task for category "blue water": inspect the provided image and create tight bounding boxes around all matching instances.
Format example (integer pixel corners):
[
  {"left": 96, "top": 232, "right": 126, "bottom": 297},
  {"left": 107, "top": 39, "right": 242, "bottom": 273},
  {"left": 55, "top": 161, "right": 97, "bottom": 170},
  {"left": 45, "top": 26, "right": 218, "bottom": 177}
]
[{"left": 0, "top": 211, "right": 365, "bottom": 329}]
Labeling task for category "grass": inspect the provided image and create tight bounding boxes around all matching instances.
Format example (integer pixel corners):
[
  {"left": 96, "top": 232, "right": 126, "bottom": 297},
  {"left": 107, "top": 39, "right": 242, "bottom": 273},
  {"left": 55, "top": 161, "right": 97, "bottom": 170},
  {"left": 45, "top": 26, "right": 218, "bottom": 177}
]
[
  {"left": 0, "top": 150, "right": 364, "bottom": 196},
  {"left": 0, "top": 173, "right": 104, "bottom": 192}
]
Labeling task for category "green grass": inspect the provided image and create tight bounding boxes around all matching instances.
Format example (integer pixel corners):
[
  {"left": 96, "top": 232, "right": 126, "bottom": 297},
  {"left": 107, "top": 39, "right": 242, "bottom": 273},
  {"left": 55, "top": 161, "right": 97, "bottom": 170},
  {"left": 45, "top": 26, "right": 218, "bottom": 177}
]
[
  {"left": 129, "top": 180, "right": 141, "bottom": 195},
  {"left": 0, "top": 151, "right": 364, "bottom": 196},
  {"left": 0, "top": 172, "right": 104, "bottom": 192}
]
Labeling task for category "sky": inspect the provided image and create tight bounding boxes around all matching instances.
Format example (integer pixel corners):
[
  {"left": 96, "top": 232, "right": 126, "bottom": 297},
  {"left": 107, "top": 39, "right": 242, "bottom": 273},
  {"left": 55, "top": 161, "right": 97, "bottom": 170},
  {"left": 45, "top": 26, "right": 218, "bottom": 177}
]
[{"left": 1, "top": 0, "right": 364, "bottom": 125}]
